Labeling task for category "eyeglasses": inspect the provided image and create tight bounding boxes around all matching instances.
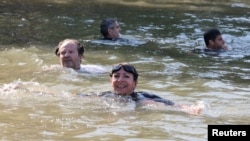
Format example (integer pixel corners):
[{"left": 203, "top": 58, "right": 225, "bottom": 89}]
[{"left": 110, "top": 64, "right": 139, "bottom": 80}]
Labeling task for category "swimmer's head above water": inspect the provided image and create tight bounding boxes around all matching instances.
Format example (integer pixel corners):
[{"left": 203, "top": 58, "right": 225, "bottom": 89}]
[
  {"left": 203, "top": 29, "right": 227, "bottom": 50},
  {"left": 55, "top": 39, "right": 84, "bottom": 70},
  {"left": 100, "top": 18, "right": 122, "bottom": 40}
]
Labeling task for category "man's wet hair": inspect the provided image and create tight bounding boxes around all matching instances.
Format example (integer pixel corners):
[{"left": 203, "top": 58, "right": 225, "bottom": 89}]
[
  {"left": 55, "top": 39, "right": 84, "bottom": 56},
  {"left": 203, "top": 29, "right": 221, "bottom": 46},
  {"left": 100, "top": 18, "right": 117, "bottom": 37}
]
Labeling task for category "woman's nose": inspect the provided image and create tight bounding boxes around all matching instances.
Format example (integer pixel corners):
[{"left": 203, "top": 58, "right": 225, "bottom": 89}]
[{"left": 117, "top": 76, "right": 124, "bottom": 81}]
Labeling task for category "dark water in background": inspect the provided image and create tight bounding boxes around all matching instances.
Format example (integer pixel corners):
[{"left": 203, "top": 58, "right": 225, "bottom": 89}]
[{"left": 0, "top": 0, "right": 250, "bottom": 141}]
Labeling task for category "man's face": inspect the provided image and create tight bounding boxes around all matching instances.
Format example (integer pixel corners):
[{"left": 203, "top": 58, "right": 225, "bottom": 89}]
[
  {"left": 58, "top": 41, "right": 82, "bottom": 70},
  {"left": 210, "top": 35, "right": 226, "bottom": 49},
  {"left": 108, "top": 21, "right": 121, "bottom": 39}
]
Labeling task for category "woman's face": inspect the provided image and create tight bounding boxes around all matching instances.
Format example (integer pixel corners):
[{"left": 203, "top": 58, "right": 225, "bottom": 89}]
[{"left": 110, "top": 67, "right": 137, "bottom": 95}]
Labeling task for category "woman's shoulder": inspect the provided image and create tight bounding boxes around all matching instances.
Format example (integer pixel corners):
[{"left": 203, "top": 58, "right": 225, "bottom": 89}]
[
  {"left": 136, "top": 91, "right": 163, "bottom": 98},
  {"left": 135, "top": 91, "right": 175, "bottom": 106}
]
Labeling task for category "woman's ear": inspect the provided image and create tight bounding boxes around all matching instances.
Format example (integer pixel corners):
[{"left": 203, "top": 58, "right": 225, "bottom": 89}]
[{"left": 135, "top": 80, "right": 138, "bottom": 87}]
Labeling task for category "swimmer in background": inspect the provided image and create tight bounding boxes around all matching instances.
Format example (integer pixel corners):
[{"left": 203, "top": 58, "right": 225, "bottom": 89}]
[
  {"left": 55, "top": 39, "right": 107, "bottom": 73},
  {"left": 78, "top": 63, "right": 204, "bottom": 115},
  {"left": 97, "top": 18, "right": 147, "bottom": 46},
  {"left": 193, "top": 29, "right": 228, "bottom": 56},
  {"left": 100, "top": 18, "right": 122, "bottom": 41}
]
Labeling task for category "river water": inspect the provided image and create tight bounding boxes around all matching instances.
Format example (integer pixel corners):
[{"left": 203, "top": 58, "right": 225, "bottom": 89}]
[{"left": 0, "top": 0, "right": 250, "bottom": 141}]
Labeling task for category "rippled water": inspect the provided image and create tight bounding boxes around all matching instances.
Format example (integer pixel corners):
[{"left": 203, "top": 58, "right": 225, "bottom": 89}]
[{"left": 0, "top": 0, "right": 250, "bottom": 141}]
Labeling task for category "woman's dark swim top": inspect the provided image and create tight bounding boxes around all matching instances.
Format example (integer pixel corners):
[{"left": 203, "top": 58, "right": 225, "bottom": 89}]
[{"left": 78, "top": 91, "right": 174, "bottom": 106}]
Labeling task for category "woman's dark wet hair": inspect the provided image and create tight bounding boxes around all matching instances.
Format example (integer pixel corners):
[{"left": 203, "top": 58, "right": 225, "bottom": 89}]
[
  {"left": 109, "top": 63, "right": 139, "bottom": 81},
  {"left": 55, "top": 39, "right": 85, "bottom": 56}
]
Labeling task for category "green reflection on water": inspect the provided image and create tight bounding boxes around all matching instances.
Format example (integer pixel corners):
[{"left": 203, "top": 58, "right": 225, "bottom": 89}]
[{"left": 1, "top": 0, "right": 249, "bottom": 46}]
